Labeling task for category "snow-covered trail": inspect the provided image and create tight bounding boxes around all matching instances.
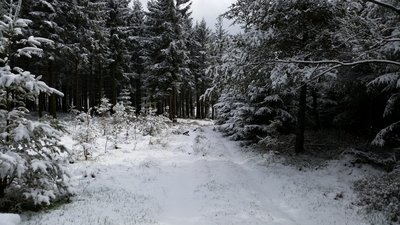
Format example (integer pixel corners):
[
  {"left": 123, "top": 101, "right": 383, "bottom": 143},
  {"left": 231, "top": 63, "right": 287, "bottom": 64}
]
[{"left": 21, "top": 121, "right": 368, "bottom": 225}]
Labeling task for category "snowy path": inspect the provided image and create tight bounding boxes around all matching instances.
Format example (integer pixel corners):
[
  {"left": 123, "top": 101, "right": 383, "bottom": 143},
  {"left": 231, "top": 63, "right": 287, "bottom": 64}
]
[{"left": 22, "top": 121, "right": 368, "bottom": 225}]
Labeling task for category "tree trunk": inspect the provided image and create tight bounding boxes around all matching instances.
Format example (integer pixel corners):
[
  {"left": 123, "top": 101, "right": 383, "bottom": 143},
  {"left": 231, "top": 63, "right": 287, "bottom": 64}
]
[
  {"left": 0, "top": 178, "right": 7, "bottom": 198},
  {"left": 75, "top": 60, "right": 82, "bottom": 111},
  {"left": 48, "top": 60, "right": 57, "bottom": 118},
  {"left": 211, "top": 101, "right": 215, "bottom": 120},
  {"left": 180, "top": 91, "right": 184, "bottom": 118},
  {"left": 196, "top": 94, "right": 200, "bottom": 119},
  {"left": 38, "top": 93, "right": 45, "bottom": 118},
  {"left": 169, "top": 89, "right": 177, "bottom": 123},
  {"left": 186, "top": 91, "right": 190, "bottom": 118},
  {"left": 135, "top": 75, "right": 142, "bottom": 114},
  {"left": 312, "top": 89, "right": 321, "bottom": 130},
  {"left": 190, "top": 92, "right": 194, "bottom": 118},
  {"left": 295, "top": 82, "right": 307, "bottom": 154},
  {"left": 62, "top": 84, "right": 68, "bottom": 113}
]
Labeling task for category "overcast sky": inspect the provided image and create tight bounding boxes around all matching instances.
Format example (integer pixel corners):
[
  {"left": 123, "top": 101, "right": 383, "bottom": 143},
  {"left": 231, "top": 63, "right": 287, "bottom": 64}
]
[{"left": 138, "top": 0, "right": 240, "bottom": 33}]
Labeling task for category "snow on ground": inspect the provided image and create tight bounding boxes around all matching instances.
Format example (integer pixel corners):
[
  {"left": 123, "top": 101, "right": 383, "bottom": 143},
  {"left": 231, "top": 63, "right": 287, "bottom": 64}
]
[
  {"left": 21, "top": 119, "right": 372, "bottom": 225},
  {"left": 0, "top": 214, "right": 21, "bottom": 225}
]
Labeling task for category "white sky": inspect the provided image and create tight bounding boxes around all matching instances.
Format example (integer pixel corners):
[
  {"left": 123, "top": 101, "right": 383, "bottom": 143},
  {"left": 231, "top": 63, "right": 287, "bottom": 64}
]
[{"left": 138, "top": 0, "right": 240, "bottom": 33}]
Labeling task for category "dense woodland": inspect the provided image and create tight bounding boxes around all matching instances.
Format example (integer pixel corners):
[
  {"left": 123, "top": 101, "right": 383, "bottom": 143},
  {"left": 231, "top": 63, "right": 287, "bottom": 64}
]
[
  {"left": 0, "top": 0, "right": 399, "bottom": 219},
  {"left": 2, "top": 0, "right": 219, "bottom": 121},
  {"left": 1, "top": 0, "right": 399, "bottom": 149}
]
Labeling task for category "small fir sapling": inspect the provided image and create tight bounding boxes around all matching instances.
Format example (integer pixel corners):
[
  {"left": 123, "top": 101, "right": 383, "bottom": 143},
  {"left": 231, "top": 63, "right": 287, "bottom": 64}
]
[
  {"left": 137, "top": 108, "right": 170, "bottom": 136},
  {"left": 118, "top": 88, "right": 137, "bottom": 140},
  {"left": 72, "top": 108, "right": 97, "bottom": 160},
  {"left": 95, "top": 97, "right": 112, "bottom": 152},
  {"left": 96, "top": 97, "right": 112, "bottom": 136},
  {"left": 111, "top": 102, "right": 127, "bottom": 149},
  {"left": 68, "top": 103, "right": 80, "bottom": 132}
]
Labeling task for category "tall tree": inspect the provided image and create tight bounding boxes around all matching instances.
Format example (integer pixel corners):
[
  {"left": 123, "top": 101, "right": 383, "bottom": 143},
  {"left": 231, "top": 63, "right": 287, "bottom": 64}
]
[
  {"left": 191, "top": 20, "right": 211, "bottom": 119},
  {"left": 144, "top": 0, "right": 190, "bottom": 121},
  {"left": 127, "top": 0, "right": 145, "bottom": 114}
]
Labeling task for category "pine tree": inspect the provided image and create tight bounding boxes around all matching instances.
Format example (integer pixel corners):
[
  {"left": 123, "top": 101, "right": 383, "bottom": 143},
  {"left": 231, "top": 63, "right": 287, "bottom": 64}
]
[
  {"left": 191, "top": 20, "right": 211, "bottom": 119},
  {"left": 144, "top": 0, "right": 189, "bottom": 121},
  {"left": 127, "top": 0, "right": 145, "bottom": 114},
  {"left": 220, "top": 0, "right": 350, "bottom": 150},
  {"left": 0, "top": 0, "right": 71, "bottom": 205},
  {"left": 204, "top": 17, "right": 230, "bottom": 120},
  {"left": 73, "top": 109, "right": 97, "bottom": 160}
]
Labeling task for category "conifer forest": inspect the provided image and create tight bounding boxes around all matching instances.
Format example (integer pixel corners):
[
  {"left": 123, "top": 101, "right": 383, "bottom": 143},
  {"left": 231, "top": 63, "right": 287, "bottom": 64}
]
[{"left": 0, "top": 0, "right": 399, "bottom": 225}]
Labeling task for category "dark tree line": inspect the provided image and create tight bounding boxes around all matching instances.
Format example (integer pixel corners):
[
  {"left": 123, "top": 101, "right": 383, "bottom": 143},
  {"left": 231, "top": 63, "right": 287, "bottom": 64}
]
[
  {"left": 3, "top": 0, "right": 398, "bottom": 150},
  {"left": 1, "top": 0, "right": 215, "bottom": 119}
]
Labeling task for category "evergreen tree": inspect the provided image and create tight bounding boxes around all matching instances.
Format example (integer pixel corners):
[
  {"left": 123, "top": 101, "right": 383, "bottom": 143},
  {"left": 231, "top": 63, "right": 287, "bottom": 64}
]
[
  {"left": 0, "top": 0, "right": 71, "bottom": 205},
  {"left": 204, "top": 17, "right": 230, "bottom": 120},
  {"left": 144, "top": 0, "right": 189, "bottom": 121},
  {"left": 127, "top": 0, "right": 145, "bottom": 114},
  {"left": 191, "top": 19, "right": 211, "bottom": 119}
]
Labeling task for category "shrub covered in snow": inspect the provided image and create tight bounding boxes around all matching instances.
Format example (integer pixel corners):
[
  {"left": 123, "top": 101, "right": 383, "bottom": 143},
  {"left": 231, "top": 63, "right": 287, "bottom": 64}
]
[
  {"left": 73, "top": 109, "right": 98, "bottom": 160},
  {"left": 111, "top": 102, "right": 127, "bottom": 148},
  {"left": 354, "top": 170, "right": 400, "bottom": 224},
  {"left": 137, "top": 114, "right": 170, "bottom": 136},
  {"left": 95, "top": 97, "right": 112, "bottom": 136}
]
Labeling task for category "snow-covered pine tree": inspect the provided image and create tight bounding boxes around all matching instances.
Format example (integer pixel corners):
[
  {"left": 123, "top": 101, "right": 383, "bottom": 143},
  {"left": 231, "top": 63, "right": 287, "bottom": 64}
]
[
  {"left": 176, "top": 0, "right": 193, "bottom": 118},
  {"left": 96, "top": 96, "right": 112, "bottom": 136},
  {"left": 20, "top": 0, "right": 62, "bottom": 117},
  {"left": 118, "top": 88, "right": 132, "bottom": 108},
  {"left": 0, "top": 0, "right": 71, "bottom": 206},
  {"left": 73, "top": 108, "right": 97, "bottom": 160},
  {"left": 57, "top": 0, "right": 92, "bottom": 111},
  {"left": 204, "top": 17, "right": 230, "bottom": 120},
  {"left": 117, "top": 88, "right": 136, "bottom": 140},
  {"left": 362, "top": 1, "right": 400, "bottom": 147},
  {"left": 85, "top": 0, "right": 110, "bottom": 108},
  {"left": 111, "top": 102, "right": 127, "bottom": 148},
  {"left": 127, "top": 0, "right": 145, "bottom": 114},
  {"left": 222, "top": 0, "right": 350, "bottom": 151},
  {"left": 144, "top": 0, "right": 189, "bottom": 121},
  {"left": 106, "top": 0, "right": 132, "bottom": 106},
  {"left": 191, "top": 20, "right": 211, "bottom": 119}
]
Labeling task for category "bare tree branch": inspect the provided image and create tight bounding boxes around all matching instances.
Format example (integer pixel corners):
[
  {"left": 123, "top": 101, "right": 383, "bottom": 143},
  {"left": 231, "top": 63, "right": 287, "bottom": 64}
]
[
  {"left": 365, "top": 0, "right": 400, "bottom": 15},
  {"left": 268, "top": 59, "right": 400, "bottom": 89},
  {"left": 270, "top": 59, "right": 400, "bottom": 67}
]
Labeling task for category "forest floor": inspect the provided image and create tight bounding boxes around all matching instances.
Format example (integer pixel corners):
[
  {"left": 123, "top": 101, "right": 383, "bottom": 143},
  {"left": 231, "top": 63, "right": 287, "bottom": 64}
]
[{"left": 16, "top": 119, "right": 381, "bottom": 225}]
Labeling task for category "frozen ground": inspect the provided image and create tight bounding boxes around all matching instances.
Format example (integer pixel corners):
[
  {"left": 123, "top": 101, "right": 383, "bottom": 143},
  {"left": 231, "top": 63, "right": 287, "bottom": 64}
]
[
  {"left": 20, "top": 119, "right": 373, "bottom": 225},
  {"left": 0, "top": 214, "right": 21, "bottom": 225}
]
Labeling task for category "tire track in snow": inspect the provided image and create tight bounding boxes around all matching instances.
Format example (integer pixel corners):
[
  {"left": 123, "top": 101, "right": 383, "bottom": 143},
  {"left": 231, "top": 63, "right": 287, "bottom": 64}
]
[{"left": 199, "top": 126, "right": 300, "bottom": 225}]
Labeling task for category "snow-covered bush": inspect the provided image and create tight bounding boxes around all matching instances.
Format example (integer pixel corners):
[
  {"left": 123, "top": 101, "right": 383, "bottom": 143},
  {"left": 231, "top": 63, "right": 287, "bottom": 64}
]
[
  {"left": 354, "top": 170, "right": 400, "bottom": 224},
  {"left": 95, "top": 97, "right": 112, "bottom": 151},
  {"left": 118, "top": 89, "right": 137, "bottom": 140},
  {"left": 0, "top": 0, "right": 72, "bottom": 209},
  {"left": 137, "top": 114, "right": 170, "bottom": 136},
  {"left": 73, "top": 109, "right": 98, "bottom": 160},
  {"left": 95, "top": 97, "right": 112, "bottom": 136},
  {"left": 111, "top": 102, "right": 127, "bottom": 148}
]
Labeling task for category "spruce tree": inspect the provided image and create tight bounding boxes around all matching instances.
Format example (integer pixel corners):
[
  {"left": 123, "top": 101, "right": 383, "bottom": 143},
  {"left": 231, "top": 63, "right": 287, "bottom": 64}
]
[
  {"left": 144, "top": 0, "right": 189, "bottom": 121},
  {"left": 0, "top": 0, "right": 71, "bottom": 205}
]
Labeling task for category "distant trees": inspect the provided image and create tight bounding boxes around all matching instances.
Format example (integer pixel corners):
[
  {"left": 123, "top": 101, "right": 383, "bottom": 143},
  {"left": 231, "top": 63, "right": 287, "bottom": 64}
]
[
  {"left": 5, "top": 0, "right": 397, "bottom": 152},
  {"left": 4, "top": 0, "right": 215, "bottom": 121}
]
